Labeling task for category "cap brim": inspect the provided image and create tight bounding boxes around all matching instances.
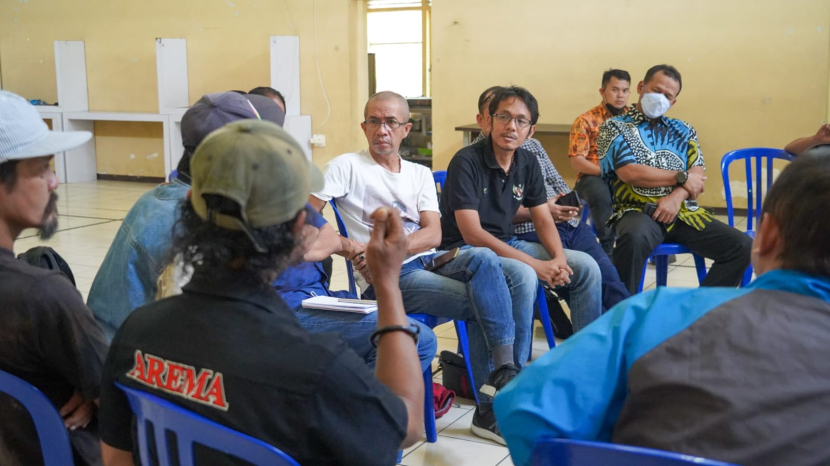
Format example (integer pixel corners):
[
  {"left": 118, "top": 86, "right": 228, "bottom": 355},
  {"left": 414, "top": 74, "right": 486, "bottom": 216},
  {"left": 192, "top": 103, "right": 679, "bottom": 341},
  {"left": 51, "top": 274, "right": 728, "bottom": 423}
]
[{"left": 8, "top": 130, "right": 92, "bottom": 160}]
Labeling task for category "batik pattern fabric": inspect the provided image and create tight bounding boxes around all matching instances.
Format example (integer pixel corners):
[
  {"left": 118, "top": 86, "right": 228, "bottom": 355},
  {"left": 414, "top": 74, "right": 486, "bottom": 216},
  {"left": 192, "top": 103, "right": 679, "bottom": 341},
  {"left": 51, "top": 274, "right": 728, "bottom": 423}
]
[
  {"left": 597, "top": 106, "right": 713, "bottom": 231},
  {"left": 568, "top": 104, "right": 626, "bottom": 181}
]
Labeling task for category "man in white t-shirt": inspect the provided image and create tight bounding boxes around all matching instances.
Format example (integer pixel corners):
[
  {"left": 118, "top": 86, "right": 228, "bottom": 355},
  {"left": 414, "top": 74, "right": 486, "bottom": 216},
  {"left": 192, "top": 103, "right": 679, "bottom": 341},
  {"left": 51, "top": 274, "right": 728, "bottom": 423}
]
[{"left": 310, "top": 91, "right": 540, "bottom": 444}]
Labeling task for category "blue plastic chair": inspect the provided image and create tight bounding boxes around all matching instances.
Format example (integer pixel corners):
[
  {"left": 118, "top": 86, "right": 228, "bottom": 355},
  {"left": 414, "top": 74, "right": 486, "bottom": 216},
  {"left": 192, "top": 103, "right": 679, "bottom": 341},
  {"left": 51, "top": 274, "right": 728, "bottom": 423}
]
[
  {"left": 639, "top": 243, "right": 707, "bottom": 292},
  {"left": 721, "top": 148, "right": 795, "bottom": 286},
  {"left": 116, "top": 382, "right": 300, "bottom": 466},
  {"left": 432, "top": 170, "right": 557, "bottom": 351},
  {"left": 531, "top": 438, "right": 739, "bottom": 466},
  {"left": 0, "top": 370, "right": 73, "bottom": 466},
  {"left": 168, "top": 169, "right": 178, "bottom": 182},
  {"left": 327, "top": 199, "right": 466, "bottom": 441}
]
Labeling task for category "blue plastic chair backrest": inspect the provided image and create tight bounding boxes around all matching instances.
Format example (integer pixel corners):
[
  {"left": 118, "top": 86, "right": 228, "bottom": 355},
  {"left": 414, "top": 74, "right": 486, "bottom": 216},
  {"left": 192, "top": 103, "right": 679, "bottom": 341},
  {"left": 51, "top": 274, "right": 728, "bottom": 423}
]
[
  {"left": 720, "top": 148, "right": 795, "bottom": 231},
  {"left": 328, "top": 200, "right": 358, "bottom": 295},
  {"left": 433, "top": 170, "right": 447, "bottom": 190},
  {"left": 0, "top": 369, "right": 73, "bottom": 466},
  {"left": 531, "top": 438, "right": 739, "bottom": 466},
  {"left": 168, "top": 169, "right": 178, "bottom": 182},
  {"left": 115, "top": 382, "right": 300, "bottom": 466}
]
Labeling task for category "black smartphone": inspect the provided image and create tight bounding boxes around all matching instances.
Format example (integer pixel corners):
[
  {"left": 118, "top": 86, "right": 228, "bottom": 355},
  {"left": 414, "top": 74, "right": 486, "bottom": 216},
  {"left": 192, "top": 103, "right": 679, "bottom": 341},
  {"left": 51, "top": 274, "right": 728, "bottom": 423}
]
[
  {"left": 555, "top": 191, "right": 581, "bottom": 208},
  {"left": 642, "top": 202, "right": 658, "bottom": 218},
  {"left": 425, "top": 247, "right": 460, "bottom": 271}
]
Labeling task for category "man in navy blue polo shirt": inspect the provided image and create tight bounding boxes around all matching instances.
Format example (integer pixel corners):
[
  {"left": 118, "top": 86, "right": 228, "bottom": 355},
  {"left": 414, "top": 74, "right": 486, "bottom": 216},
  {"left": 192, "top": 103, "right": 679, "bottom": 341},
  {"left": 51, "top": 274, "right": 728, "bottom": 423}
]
[
  {"left": 441, "top": 86, "right": 603, "bottom": 333},
  {"left": 273, "top": 206, "right": 437, "bottom": 373}
]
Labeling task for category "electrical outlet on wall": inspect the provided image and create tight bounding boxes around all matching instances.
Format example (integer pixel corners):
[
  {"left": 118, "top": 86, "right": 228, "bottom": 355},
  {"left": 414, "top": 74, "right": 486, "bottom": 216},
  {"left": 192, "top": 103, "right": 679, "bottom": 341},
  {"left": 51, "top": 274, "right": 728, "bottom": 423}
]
[{"left": 310, "top": 134, "right": 326, "bottom": 147}]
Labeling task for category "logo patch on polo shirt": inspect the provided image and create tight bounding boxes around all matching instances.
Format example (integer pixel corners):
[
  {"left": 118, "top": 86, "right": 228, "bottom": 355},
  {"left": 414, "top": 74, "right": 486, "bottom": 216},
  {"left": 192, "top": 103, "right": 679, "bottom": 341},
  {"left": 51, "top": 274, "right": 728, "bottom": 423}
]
[
  {"left": 513, "top": 184, "right": 524, "bottom": 201},
  {"left": 126, "top": 350, "right": 229, "bottom": 411}
]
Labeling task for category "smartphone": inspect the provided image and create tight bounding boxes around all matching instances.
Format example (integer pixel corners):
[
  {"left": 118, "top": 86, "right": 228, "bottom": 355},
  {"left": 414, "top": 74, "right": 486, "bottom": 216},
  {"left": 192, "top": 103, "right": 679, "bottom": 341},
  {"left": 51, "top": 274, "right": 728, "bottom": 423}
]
[
  {"left": 642, "top": 202, "right": 658, "bottom": 218},
  {"left": 425, "top": 247, "right": 460, "bottom": 272},
  {"left": 555, "top": 191, "right": 581, "bottom": 208}
]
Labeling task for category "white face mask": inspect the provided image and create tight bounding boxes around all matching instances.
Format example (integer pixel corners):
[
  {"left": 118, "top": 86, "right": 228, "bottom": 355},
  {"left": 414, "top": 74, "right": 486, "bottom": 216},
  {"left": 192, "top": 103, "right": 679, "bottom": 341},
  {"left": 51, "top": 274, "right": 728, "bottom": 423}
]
[{"left": 640, "top": 92, "right": 671, "bottom": 119}]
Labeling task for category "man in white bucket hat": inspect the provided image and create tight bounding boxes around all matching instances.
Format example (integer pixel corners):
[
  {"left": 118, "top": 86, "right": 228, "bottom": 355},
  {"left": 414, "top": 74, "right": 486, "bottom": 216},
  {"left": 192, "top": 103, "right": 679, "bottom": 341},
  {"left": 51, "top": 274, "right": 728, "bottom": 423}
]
[{"left": 0, "top": 90, "right": 109, "bottom": 465}]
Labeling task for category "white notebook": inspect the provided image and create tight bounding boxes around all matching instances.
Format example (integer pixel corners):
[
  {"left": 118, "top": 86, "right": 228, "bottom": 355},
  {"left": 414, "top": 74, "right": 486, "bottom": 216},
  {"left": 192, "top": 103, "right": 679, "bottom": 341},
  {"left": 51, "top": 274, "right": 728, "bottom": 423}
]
[{"left": 301, "top": 296, "right": 378, "bottom": 314}]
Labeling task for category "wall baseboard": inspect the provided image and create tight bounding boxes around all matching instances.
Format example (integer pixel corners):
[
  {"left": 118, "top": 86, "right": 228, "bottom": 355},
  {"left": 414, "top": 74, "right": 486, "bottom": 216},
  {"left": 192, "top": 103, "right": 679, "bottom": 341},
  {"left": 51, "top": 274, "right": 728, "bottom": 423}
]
[{"left": 97, "top": 174, "right": 165, "bottom": 184}]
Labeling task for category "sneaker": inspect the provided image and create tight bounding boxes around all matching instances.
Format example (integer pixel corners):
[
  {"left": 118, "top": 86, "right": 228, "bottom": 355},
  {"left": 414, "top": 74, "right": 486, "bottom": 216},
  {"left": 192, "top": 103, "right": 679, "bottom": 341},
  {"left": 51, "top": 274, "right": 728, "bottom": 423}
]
[
  {"left": 479, "top": 363, "right": 520, "bottom": 398},
  {"left": 471, "top": 405, "right": 506, "bottom": 445}
]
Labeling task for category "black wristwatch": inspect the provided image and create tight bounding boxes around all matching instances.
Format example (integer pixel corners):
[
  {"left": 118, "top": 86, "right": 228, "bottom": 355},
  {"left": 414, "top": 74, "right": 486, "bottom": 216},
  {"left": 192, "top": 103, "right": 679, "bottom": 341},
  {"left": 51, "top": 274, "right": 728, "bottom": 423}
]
[
  {"left": 675, "top": 170, "right": 689, "bottom": 186},
  {"left": 370, "top": 324, "right": 421, "bottom": 347}
]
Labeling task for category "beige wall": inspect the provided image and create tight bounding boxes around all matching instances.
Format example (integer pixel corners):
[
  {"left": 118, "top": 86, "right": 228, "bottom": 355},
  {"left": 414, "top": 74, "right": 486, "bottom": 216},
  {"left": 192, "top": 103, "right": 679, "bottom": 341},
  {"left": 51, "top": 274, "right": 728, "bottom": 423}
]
[
  {"left": 0, "top": 0, "right": 367, "bottom": 177},
  {"left": 431, "top": 0, "right": 830, "bottom": 208}
]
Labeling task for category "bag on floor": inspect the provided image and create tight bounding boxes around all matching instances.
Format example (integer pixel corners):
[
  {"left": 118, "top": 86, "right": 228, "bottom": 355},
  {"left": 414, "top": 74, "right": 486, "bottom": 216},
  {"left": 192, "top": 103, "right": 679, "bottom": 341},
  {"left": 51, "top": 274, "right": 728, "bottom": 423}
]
[
  {"left": 439, "top": 350, "right": 475, "bottom": 401},
  {"left": 432, "top": 382, "right": 455, "bottom": 419},
  {"left": 544, "top": 288, "right": 574, "bottom": 340},
  {"left": 17, "top": 246, "right": 76, "bottom": 286}
]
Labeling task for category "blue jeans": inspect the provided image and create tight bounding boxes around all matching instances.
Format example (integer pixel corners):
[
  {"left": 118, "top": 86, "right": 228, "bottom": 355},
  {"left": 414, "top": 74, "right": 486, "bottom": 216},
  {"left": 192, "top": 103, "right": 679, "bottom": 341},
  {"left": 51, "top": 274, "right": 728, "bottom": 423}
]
[
  {"left": 518, "top": 222, "right": 630, "bottom": 312},
  {"left": 294, "top": 296, "right": 437, "bottom": 374},
  {"left": 506, "top": 238, "right": 603, "bottom": 332},
  {"left": 389, "top": 247, "right": 537, "bottom": 404}
]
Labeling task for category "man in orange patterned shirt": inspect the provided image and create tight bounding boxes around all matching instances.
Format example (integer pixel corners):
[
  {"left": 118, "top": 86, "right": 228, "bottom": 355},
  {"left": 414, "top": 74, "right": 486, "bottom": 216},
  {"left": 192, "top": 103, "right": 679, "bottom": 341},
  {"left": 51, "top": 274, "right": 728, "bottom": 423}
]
[{"left": 569, "top": 69, "right": 631, "bottom": 256}]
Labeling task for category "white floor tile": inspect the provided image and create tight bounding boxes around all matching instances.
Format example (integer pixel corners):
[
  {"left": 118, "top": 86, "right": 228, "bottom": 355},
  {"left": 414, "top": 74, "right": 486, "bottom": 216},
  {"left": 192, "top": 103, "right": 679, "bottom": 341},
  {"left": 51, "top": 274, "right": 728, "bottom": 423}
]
[{"left": 399, "top": 434, "right": 510, "bottom": 466}]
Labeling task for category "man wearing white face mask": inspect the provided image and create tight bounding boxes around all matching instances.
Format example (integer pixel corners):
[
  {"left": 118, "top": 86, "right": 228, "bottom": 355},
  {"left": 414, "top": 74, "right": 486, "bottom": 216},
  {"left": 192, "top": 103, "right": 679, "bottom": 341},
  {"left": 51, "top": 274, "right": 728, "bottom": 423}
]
[{"left": 596, "top": 64, "right": 752, "bottom": 294}]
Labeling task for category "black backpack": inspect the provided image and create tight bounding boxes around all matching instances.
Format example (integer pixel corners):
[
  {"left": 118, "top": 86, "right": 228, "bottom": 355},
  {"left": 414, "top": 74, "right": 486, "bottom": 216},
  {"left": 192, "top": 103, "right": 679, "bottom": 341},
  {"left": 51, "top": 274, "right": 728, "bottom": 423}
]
[
  {"left": 17, "top": 246, "right": 76, "bottom": 286},
  {"left": 543, "top": 287, "right": 574, "bottom": 340}
]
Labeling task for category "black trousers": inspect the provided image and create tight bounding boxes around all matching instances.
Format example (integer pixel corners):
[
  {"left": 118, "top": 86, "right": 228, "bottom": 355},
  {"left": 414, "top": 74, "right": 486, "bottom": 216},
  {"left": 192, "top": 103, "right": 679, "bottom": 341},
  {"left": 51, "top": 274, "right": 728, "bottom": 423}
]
[
  {"left": 613, "top": 211, "right": 753, "bottom": 295},
  {"left": 574, "top": 175, "right": 616, "bottom": 256}
]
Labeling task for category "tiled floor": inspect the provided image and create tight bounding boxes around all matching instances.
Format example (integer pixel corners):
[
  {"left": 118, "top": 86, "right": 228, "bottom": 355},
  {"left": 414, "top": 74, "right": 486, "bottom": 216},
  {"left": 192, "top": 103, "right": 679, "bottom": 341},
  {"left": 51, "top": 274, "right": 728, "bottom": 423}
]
[{"left": 13, "top": 180, "right": 749, "bottom": 466}]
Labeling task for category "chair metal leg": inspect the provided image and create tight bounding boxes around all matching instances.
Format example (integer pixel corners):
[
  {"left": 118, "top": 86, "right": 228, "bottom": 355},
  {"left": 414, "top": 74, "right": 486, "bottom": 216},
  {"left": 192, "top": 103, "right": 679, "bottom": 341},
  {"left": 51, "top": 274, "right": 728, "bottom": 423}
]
[
  {"left": 423, "top": 368, "right": 437, "bottom": 443},
  {"left": 454, "top": 320, "right": 479, "bottom": 405}
]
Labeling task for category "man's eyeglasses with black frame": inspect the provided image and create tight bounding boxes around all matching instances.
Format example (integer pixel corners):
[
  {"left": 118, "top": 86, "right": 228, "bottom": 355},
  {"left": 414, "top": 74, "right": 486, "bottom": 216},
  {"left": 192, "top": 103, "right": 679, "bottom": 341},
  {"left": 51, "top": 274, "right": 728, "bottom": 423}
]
[
  {"left": 491, "top": 113, "right": 532, "bottom": 129},
  {"left": 364, "top": 118, "right": 406, "bottom": 131}
]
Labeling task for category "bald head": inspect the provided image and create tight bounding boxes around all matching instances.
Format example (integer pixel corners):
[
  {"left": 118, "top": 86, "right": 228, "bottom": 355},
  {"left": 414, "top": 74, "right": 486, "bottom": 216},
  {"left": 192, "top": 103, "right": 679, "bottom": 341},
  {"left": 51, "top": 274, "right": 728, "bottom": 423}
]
[{"left": 364, "top": 91, "right": 409, "bottom": 122}]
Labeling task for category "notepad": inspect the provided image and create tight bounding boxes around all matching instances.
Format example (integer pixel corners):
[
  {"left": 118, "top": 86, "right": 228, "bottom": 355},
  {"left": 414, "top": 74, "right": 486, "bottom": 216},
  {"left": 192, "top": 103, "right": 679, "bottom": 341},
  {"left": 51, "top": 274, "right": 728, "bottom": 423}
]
[{"left": 301, "top": 296, "right": 378, "bottom": 314}]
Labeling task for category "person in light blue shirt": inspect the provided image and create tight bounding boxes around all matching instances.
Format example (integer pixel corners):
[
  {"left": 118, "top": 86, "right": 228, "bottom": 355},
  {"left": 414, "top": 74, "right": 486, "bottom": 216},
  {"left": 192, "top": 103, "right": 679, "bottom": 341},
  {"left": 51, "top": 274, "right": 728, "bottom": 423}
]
[
  {"left": 495, "top": 153, "right": 830, "bottom": 466},
  {"left": 87, "top": 92, "right": 284, "bottom": 339}
]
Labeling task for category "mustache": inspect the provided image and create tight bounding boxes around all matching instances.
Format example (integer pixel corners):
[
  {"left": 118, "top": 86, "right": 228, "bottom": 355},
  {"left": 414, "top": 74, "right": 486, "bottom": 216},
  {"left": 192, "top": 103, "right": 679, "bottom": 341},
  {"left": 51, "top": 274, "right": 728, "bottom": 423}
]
[
  {"left": 39, "top": 192, "right": 59, "bottom": 240},
  {"left": 44, "top": 192, "right": 59, "bottom": 217}
]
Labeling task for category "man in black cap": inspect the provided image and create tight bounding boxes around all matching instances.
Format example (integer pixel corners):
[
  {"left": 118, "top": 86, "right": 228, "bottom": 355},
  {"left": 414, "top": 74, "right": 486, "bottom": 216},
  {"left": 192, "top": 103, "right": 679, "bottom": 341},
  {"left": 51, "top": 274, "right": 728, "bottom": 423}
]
[
  {"left": 88, "top": 92, "right": 285, "bottom": 340},
  {"left": 99, "top": 120, "right": 426, "bottom": 466},
  {"left": 249, "top": 86, "right": 287, "bottom": 113}
]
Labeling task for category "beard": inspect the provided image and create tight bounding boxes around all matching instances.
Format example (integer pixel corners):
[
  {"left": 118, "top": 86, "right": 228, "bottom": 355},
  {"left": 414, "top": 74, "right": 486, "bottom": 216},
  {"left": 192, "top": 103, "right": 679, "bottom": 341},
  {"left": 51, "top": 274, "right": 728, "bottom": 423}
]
[{"left": 38, "top": 192, "right": 59, "bottom": 240}]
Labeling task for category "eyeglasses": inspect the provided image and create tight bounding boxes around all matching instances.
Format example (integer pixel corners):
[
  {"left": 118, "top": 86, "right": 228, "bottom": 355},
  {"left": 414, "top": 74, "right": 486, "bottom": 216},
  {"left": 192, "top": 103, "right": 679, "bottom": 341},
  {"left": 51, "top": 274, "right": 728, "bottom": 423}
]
[
  {"left": 364, "top": 118, "right": 405, "bottom": 130},
  {"left": 492, "top": 113, "right": 531, "bottom": 129}
]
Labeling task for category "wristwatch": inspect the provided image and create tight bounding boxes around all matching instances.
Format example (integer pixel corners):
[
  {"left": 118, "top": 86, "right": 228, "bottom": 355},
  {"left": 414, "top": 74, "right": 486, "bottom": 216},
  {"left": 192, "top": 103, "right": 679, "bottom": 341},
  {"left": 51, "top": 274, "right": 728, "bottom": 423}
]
[{"left": 675, "top": 170, "right": 689, "bottom": 186}]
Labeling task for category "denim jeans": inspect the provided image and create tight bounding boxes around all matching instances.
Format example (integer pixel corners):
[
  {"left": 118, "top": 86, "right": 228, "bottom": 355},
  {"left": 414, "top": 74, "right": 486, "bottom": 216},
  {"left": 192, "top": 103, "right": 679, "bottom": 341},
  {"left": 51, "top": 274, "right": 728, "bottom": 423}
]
[
  {"left": 517, "top": 221, "right": 630, "bottom": 312},
  {"left": 294, "top": 299, "right": 438, "bottom": 374},
  {"left": 506, "top": 238, "right": 603, "bottom": 332},
  {"left": 574, "top": 175, "right": 615, "bottom": 256},
  {"left": 387, "top": 247, "right": 537, "bottom": 404}
]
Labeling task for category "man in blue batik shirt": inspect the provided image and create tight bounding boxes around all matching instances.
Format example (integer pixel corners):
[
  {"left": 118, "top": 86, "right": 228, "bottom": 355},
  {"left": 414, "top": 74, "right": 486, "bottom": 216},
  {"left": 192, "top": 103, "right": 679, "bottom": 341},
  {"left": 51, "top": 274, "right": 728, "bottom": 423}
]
[
  {"left": 596, "top": 64, "right": 751, "bottom": 294},
  {"left": 495, "top": 153, "right": 830, "bottom": 466}
]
